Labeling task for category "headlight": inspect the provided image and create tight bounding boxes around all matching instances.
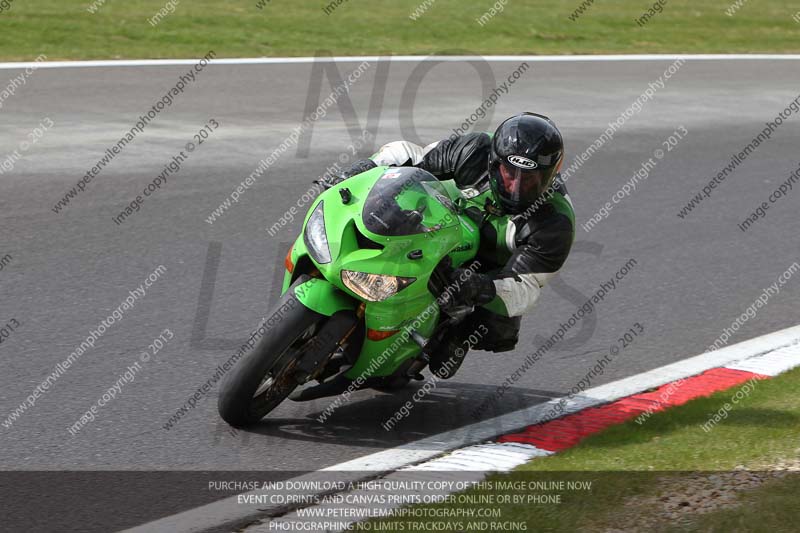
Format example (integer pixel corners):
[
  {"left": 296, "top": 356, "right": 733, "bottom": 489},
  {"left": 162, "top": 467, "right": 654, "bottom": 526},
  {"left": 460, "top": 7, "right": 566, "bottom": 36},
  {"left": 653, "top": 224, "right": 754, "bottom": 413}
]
[
  {"left": 341, "top": 270, "right": 415, "bottom": 302},
  {"left": 304, "top": 201, "right": 331, "bottom": 264}
]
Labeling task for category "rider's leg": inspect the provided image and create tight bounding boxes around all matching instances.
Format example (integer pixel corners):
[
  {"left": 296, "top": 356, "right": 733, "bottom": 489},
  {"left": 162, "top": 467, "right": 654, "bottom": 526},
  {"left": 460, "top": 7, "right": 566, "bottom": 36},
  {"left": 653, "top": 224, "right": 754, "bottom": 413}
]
[
  {"left": 429, "top": 308, "right": 521, "bottom": 379},
  {"left": 470, "top": 307, "right": 522, "bottom": 353}
]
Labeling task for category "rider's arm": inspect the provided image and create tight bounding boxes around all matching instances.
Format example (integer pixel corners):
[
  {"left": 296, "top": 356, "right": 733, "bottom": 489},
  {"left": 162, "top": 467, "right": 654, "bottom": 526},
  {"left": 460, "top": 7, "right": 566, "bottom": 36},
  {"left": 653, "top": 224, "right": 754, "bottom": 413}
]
[
  {"left": 482, "top": 198, "right": 575, "bottom": 317},
  {"left": 327, "top": 140, "right": 428, "bottom": 185},
  {"left": 344, "top": 133, "right": 491, "bottom": 185},
  {"left": 418, "top": 133, "right": 491, "bottom": 187},
  {"left": 369, "top": 140, "right": 426, "bottom": 166}
]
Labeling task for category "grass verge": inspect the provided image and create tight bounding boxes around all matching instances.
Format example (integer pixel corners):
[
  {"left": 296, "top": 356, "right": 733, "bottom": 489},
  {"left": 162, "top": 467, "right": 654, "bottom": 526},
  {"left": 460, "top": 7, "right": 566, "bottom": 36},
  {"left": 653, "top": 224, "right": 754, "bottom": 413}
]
[
  {"left": 0, "top": 1, "right": 799, "bottom": 61},
  {"left": 355, "top": 366, "right": 800, "bottom": 532}
]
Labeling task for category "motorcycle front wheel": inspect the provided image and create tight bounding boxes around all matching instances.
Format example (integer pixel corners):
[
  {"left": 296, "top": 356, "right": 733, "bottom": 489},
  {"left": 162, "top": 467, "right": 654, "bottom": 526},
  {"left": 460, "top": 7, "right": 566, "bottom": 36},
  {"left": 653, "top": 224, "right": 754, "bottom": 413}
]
[{"left": 218, "top": 291, "right": 325, "bottom": 427}]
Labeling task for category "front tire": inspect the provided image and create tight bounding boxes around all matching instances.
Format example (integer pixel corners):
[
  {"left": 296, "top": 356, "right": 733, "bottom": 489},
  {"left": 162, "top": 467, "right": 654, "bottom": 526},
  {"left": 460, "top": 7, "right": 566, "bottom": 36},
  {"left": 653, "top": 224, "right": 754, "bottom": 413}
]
[{"left": 218, "top": 292, "right": 325, "bottom": 427}]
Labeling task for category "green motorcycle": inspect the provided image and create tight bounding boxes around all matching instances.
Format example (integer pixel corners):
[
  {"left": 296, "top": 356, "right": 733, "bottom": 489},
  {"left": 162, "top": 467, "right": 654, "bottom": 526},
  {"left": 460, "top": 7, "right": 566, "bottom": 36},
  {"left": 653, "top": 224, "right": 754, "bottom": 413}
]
[{"left": 218, "top": 166, "right": 511, "bottom": 427}]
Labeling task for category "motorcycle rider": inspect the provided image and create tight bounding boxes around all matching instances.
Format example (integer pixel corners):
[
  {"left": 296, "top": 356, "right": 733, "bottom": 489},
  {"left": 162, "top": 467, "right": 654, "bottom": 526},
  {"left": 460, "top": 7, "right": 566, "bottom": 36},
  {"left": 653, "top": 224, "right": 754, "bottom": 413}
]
[{"left": 328, "top": 112, "right": 575, "bottom": 378}]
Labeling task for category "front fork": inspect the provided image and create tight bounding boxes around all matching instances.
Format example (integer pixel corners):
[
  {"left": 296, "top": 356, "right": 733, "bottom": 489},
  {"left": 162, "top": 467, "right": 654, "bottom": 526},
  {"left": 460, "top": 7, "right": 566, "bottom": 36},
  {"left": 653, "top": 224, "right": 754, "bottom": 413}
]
[{"left": 287, "top": 273, "right": 441, "bottom": 381}]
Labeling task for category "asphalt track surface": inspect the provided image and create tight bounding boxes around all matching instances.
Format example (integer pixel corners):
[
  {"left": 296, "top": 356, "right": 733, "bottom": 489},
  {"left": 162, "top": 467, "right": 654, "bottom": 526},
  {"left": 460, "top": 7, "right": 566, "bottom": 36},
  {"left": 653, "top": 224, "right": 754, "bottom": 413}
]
[{"left": 1, "top": 58, "right": 799, "bottom": 531}]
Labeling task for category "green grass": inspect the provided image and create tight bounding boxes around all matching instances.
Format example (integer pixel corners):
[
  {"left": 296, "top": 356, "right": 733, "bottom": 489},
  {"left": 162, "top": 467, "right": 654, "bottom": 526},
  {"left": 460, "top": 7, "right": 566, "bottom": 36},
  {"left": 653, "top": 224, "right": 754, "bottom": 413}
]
[
  {"left": 356, "top": 367, "right": 800, "bottom": 532},
  {"left": 664, "top": 474, "right": 800, "bottom": 533},
  {"left": 0, "top": 0, "right": 799, "bottom": 61}
]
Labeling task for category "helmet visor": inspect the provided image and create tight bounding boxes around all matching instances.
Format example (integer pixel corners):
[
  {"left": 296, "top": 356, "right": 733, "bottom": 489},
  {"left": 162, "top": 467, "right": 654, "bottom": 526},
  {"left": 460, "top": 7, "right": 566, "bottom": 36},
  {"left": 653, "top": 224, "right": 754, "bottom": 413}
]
[{"left": 496, "top": 160, "right": 554, "bottom": 205}]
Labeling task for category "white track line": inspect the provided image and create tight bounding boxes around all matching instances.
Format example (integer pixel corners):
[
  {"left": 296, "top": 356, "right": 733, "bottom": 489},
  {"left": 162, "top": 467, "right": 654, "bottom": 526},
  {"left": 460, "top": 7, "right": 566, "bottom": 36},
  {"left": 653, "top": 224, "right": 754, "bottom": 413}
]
[
  {"left": 123, "top": 324, "right": 800, "bottom": 533},
  {"left": 3, "top": 54, "right": 800, "bottom": 70},
  {"left": 253, "top": 443, "right": 551, "bottom": 533},
  {"left": 726, "top": 344, "right": 800, "bottom": 376}
]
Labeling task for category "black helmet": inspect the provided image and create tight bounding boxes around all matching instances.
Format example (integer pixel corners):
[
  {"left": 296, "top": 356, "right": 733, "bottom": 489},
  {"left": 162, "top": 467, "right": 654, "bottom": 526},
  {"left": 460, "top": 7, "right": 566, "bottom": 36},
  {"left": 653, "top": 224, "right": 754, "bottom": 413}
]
[{"left": 488, "top": 113, "right": 564, "bottom": 214}]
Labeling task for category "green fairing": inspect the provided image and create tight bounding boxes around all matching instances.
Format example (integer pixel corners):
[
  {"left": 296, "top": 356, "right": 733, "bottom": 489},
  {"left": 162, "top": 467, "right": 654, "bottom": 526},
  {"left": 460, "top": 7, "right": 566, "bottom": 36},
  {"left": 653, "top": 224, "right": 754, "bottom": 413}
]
[
  {"left": 293, "top": 278, "right": 357, "bottom": 316},
  {"left": 282, "top": 166, "right": 481, "bottom": 378}
]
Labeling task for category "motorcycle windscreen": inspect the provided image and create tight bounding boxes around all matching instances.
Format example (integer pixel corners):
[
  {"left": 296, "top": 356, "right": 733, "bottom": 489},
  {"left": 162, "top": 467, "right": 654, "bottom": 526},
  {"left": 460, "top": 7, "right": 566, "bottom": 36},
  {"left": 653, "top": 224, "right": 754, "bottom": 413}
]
[{"left": 362, "top": 168, "right": 460, "bottom": 237}]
